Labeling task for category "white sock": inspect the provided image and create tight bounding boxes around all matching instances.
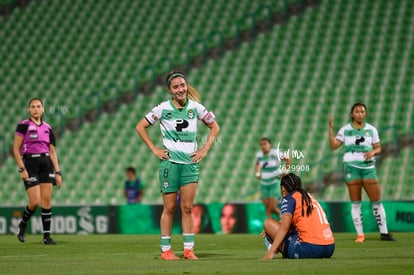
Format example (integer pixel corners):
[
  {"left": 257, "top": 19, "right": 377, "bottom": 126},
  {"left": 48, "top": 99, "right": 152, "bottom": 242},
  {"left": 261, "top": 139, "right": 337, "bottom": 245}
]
[
  {"left": 183, "top": 233, "right": 195, "bottom": 250},
  {"left": 160, "top": 236, "right": 171, "bottom": 252},
  {"left": 372, "top": 201, "right": 388, "bottom": 234},
  {"left": 264, "top": 236, "right": 271, "bottom": 251},
  {"left": 351, "top": 201, "right": 364, "bottom": 235}
]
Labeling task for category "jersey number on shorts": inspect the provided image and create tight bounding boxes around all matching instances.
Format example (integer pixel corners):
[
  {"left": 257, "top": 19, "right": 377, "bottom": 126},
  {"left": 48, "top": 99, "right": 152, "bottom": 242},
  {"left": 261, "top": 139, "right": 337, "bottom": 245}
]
[
  {"left": 175, "top": 119, "right": 189, "bottom": 132},
  {"left": 313, "top": 199, "right": 329, "bottom": 225}
]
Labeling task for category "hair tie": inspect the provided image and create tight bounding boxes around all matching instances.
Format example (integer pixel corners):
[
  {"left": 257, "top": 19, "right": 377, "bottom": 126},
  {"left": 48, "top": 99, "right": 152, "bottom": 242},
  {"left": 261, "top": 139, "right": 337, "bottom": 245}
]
[{"left": 166, "top": 72, "right": 185, "bottom": 86}]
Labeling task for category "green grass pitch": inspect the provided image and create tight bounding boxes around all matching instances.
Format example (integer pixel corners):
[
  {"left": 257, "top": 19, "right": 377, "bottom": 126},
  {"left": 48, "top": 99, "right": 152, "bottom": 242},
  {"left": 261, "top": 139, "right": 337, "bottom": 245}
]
[{"left": 0, "top": 233, "right": 413, "bottom": 274}]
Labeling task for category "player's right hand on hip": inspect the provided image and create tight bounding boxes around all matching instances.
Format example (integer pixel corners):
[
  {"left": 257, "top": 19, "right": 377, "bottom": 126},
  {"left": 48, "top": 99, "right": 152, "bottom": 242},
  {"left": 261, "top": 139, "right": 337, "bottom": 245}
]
[{"left": 152, "top": 147, "right": 170, "bottom": 160}]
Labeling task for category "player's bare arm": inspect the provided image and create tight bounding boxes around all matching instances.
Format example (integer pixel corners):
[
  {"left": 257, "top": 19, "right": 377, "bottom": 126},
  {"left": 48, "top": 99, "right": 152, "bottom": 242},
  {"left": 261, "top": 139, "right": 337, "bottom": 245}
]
[
  {"left": 364, "top": 143, "right": 381, "bottom": 160},
  {"left": 49, "top": 144, "right": 62, "bottom": 187},
  {"left": 262, "top": 214, "right": 291, "bottom": 260},
  {"left": 13, "top": 134, "right": 28, "bottom": 181},
  {"left": 328, "top": 115, "right": 342, "bottom": 150},
  {"left": 136, "top": 118, "right": 170, "bottom": 160},
  {"left": 255, "top": 162, "right": 261, "bottom": 179}
]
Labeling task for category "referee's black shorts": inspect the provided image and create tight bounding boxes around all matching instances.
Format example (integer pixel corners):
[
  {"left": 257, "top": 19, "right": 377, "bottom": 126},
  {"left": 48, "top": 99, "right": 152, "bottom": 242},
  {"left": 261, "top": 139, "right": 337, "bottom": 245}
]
[{"left": 22, "top": 154, "right": 56, "bottom": 189}]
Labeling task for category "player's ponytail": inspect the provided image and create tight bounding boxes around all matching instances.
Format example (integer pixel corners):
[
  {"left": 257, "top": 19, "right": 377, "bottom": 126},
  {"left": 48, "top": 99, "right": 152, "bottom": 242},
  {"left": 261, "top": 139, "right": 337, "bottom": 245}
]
[
  {"left": 187, "top": 83, "right": 201, "bottom": 102},
  {"left": 166, "top": 71, "right": 201, "bottom": 103},
  {"left": 281, "top": 173, "right": 313, "bottom": 217}
]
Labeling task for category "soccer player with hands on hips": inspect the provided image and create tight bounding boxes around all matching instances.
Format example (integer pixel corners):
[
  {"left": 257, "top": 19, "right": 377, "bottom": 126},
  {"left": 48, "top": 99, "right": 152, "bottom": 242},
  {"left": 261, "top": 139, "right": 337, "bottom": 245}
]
[
  {"left": 13, "top": 98, "right": 62, "bottom": 245},
  {"left": 262, "top": 173, "right": 335, "bottom": 260},
  {"left": 136, "top": 71, "right": 220, "bottom": 260},
  {"left": 329, "top": 103, "right": 394, "bottom": 242}
]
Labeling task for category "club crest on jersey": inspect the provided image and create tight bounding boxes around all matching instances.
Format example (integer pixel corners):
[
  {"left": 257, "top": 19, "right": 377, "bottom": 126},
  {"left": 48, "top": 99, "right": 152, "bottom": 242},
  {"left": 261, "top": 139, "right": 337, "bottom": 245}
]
[
  {"left": 187, "top": 109, "right": 194, "bottom": 119},
  {"left": 163, "top": 179, "right": 169, "bottom": 189}
]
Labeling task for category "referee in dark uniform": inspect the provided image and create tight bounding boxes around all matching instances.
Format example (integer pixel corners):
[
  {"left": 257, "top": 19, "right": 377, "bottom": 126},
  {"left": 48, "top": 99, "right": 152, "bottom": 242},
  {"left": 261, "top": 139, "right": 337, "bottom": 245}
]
[{"left": 13, "top": 98, "right": 63, "bottom": 245}]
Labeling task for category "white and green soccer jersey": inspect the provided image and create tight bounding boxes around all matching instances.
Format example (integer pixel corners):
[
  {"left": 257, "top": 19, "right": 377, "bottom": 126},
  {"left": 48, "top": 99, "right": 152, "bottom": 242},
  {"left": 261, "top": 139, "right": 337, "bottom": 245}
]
[
  {"left": 256, "top": 149, "right": 285, "bottom": 185},
  {"left": 145, "top": 99, "right": 215, "bottom": 164},
  {"left": 336, "top": 123, "right": 380, "bottom": 168}
]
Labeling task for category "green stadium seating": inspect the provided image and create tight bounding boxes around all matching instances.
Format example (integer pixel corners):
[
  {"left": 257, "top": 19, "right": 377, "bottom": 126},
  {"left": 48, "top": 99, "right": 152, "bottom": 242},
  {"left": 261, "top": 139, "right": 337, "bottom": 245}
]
[
  {"left": 0, "top": 0, "right": 279, "bottom": 150},
  {"left": 0, "top": 0, "right": 413, "bottom": 205}
]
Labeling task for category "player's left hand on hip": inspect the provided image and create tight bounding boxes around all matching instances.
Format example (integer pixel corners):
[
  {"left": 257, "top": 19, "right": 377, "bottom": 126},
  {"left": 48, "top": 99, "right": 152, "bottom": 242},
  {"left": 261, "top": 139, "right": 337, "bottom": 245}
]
[{"left": 190, "top": 149, "right": 207, "bottom": 163}]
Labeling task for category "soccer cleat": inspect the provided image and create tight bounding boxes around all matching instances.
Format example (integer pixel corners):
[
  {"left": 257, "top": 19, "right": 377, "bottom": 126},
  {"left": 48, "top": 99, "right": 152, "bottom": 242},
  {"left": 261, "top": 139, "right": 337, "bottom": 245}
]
[
  {"left": 161, "top": 249, "right": 179, "bottom": 260},
  {"left": 354, "top": 234, "right": 365, "bottom": 243},
  {"left": 380, "top": 233, "right": 395, "bottom": 241},
  {"left": 184, "top": 249, "right": 198, "bottom": 260},
  {"left": 43, "top": 237, "right": 57, "bottom": 245},
  {"left": 16, "top": 222, "right": 26, "bottom": 243}
]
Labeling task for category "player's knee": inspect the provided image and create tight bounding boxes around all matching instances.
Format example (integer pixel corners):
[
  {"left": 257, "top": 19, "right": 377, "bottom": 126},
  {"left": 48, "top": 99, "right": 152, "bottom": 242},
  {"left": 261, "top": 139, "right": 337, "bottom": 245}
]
[
  {"left": 163, "top": 205, "right": 176, "bottom": 216},
  {"left": 263, "top": 218, "right": 274, "bottom": 231},
  {"left": 181, "top": 204, "right": 192, "bottom": 215},
  {"left": 29, "top": 200, "right": 41, "bottom": 209}
]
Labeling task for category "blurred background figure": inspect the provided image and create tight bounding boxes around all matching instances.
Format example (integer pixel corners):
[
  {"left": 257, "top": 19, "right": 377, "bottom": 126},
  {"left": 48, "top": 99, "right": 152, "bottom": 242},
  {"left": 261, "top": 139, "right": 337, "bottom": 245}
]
[
  {"left": 192, "top": 204, "right": 213, "bottom": 234},
  {"left": 124, "top": 167, "right": 143, "bottom": 204},
  {"left": 220, "top": 204, "right": 246, "bottom": 234},
  {"left": 256, "top": 137, "right": 290, "bottom": 219}
]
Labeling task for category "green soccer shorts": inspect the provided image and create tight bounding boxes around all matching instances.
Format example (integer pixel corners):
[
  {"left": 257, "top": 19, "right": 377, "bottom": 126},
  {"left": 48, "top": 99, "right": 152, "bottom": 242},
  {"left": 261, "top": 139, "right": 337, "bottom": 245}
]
[
  {"left": 343, "top": 162, "right": 378, "bottom": 183},
  {"left": 260, "top": 179, "right": 281, "bottom": 199},
  {"left": 159, "top": 160, "right": 199, "bottom": 193}
]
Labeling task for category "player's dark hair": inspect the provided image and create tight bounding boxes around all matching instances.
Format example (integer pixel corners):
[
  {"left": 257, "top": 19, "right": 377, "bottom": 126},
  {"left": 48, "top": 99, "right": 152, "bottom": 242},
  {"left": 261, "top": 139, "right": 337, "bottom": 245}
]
[
  {"left": 28, "top": 98, "right": 43, "bottom": 107},
  {"left": 260, "top": 137, "right": 272, "bottom": 144},
  {"left": 126, "top": 167, "right": 136, "bottom": 175},
  {"left": 281, "top": 173, "right": 313, "bottom": 217},
  {"left": 350, "top": 102, "right": 367, "bottom": 121}
]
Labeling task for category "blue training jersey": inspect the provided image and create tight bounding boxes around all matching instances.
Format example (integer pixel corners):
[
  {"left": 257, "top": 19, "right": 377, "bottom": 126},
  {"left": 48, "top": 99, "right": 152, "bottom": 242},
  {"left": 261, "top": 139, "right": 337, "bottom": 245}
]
[{"left": 125, "top": 179, "right": 141, "bottom": 203}]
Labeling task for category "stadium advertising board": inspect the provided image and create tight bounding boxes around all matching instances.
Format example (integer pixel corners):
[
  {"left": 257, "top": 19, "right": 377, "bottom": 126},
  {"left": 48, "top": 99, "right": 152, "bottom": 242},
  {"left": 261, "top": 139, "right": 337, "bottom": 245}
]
[
  {"left": 0, "top": 201, "right": 412, "bottom": 234},
  {"left": 0, "top": 206, "right": 110, "bottom": 234},
  {"left": 117, "top": 201, "right": 414, "bottom": 234}
]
